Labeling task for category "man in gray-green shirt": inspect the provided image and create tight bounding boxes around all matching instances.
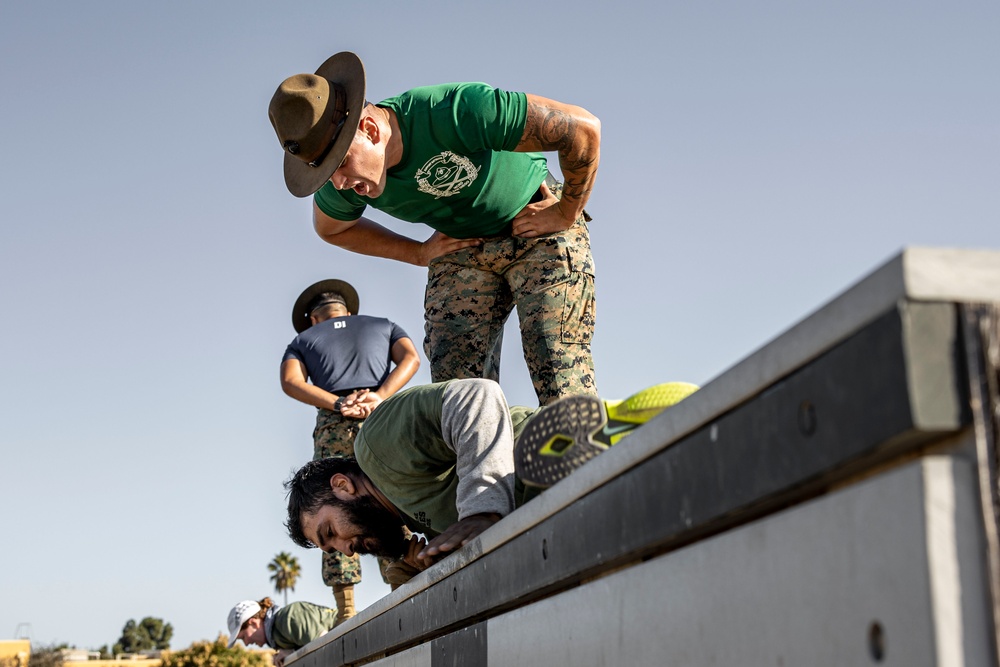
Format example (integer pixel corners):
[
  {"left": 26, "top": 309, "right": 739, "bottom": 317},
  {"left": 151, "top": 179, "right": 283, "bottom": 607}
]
[{"left": 283, "top": 379, "right": 697, "bottom": 576}]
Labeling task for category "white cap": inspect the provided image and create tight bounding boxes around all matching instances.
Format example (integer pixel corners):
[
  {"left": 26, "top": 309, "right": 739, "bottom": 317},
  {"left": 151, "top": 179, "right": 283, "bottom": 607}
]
[{"left": 226, "top": 600, "right": 261, "bottom": 647}]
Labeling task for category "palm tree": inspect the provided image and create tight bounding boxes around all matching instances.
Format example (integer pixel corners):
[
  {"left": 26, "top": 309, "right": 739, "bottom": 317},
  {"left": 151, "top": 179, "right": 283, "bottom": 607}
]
[{"left": 267, "top": 552, "right": 301, "bottom": 606}]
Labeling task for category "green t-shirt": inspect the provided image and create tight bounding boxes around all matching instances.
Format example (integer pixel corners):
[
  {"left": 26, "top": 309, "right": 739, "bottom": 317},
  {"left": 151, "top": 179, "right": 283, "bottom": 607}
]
[
  {"left": 354, "top": 382, "right": 537, "bottom": 536},
  {"left": 269, "top": 601, "right": 337, "bottom": 650},
  {"left": 313, "top": 82, "right": 549, "bottom": 238}
]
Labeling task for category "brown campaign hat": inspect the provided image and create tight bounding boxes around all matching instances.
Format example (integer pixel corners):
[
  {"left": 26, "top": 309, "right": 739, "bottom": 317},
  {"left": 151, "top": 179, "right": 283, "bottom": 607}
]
[
  {"left": 291, "top": 279, "right": 360, "bottom": 333},
  {"left": 269, "top": 52, "right": 366, "bottom": 197}
]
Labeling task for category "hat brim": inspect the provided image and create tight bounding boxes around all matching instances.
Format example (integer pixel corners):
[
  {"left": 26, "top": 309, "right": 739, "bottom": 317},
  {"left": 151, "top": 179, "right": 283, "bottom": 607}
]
[
  {"left": 292, "top": 278, "right": 360, "bottom": 333},
  {"left": 284, "top": 52, "right": 367, "bottom": 198},
  {"left": 227, "top": 600, "right": 260, "bottom": 648}
]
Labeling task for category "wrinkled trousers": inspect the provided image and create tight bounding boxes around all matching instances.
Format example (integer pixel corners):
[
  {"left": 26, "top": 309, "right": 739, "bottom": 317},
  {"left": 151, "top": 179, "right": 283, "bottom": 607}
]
[{"left": 424, "top": 184, "right": 597, "bottom": 406}]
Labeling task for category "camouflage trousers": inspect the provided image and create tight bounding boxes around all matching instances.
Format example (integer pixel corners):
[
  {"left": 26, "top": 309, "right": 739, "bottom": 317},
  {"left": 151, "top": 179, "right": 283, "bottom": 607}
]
[
  {"left": 424, "top": 181, "right": 597, "bottom": 406},
  {"left": 313, "top": 409, "right": 396, "bottom": 587}
]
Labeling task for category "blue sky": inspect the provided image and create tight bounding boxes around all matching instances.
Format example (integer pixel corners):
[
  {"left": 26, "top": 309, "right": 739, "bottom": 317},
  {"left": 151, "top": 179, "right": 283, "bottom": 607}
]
[{"left": 1, "top": 0, "right": 997, "bottom": 650}]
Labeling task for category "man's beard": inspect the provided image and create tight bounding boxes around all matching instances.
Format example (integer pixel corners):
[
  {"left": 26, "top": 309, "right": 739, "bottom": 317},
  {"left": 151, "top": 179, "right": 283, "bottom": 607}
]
[{"left": 341, "top": 494, "right": 408, "bottom": 559}]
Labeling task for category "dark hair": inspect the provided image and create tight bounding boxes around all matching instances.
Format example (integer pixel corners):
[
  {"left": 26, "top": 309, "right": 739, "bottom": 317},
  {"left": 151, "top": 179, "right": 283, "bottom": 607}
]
[
  {"left": 307, "top": 291, "right": 347, "bottom": 313},
  {"left": 284, "top": 457, "right": 363, "bottom": 548}
]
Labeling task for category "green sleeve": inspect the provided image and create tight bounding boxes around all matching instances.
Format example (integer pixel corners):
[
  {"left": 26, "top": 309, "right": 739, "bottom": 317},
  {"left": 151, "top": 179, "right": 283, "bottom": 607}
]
[
  {"left": 270, "top": 603, "right": 338, "bottom": 650},
  {"left": 355, "top": 382, "right": 459, "bottom": 535},
  {"left": 314, "top": 182, "right": 367, "bottom": 221},
  {"left": 442, "top": 83, "right": 528, "bottom": 153}
]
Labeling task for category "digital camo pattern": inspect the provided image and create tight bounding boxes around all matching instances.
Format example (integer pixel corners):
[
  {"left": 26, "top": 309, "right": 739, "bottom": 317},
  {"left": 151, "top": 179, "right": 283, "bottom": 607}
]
[
  {"left": 423, "top": 182, "right": 597, "bottom": 406},
  {"left": 313, "top": 409, "right": 406, "bottom": 587},
  {"left": 313, "top": 409, "right": 364, "bottom": 585},
  {"left": 321, "top": 544, "right": 361, "bottom": 586},
  {"left": 313, "top": 408, "right": 361, "bottom": 460}
]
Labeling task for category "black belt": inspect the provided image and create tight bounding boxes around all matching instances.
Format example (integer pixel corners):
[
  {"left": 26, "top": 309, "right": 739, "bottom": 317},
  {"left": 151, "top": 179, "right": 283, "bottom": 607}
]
[{"left": 333, "top": 387, "right": 375, "bottom": 396}]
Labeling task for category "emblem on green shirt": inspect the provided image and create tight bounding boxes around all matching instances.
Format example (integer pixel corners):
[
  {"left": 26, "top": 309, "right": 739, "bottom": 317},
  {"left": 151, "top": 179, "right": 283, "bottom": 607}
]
[{"left": 415, "top": 151, "right": 480, "bottom": 199}]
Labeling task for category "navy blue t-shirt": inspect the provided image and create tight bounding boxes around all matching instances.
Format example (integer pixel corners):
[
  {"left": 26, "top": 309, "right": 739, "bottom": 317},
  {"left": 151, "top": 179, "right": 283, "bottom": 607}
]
[{"left": 283, "top": 315, "right": 410, "bottom": 394}]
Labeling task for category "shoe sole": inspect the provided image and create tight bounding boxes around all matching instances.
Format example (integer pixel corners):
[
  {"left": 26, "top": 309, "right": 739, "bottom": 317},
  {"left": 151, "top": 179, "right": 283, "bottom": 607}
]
[
  {"left": 515, "top": 383, "right": 699, "bottom": 488},
  {"left": 515, "top": 395, "right": 608, "bottom": 488}
]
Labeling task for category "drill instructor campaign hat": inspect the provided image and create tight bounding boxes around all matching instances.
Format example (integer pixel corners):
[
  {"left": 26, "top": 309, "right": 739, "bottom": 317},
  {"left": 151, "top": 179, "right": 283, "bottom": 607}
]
[
  {"left": 269, "top": 51, "right": 366, "bottom": 197},
  {"left": 292, "top": 278, "right": 360, "bottom": 333},
  {"left": 226, "top": 600, "right": 261, "bottom": 647}
]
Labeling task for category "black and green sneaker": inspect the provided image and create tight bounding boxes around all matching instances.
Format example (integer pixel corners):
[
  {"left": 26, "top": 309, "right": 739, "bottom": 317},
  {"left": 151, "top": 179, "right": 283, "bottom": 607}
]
[{"left": 514, "top": 382, "right": 699, "bottom": 488}]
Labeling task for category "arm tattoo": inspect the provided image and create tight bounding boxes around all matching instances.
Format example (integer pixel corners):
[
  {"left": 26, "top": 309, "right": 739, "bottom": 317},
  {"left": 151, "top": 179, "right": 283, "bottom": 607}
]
[
  {"left": 524, "top": 104, "right": 576, "bottom": 153},
  {"left": 561, "top": 174, "right": 593, "bottom": 202},
  {"left": 521, "top": 98, "right": 600, "bottom": 219}
]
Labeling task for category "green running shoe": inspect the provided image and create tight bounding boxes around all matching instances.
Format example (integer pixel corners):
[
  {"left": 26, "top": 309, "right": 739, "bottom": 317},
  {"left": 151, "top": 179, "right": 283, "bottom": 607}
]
[{"left": 514, "top": 382, "right": 699, "bottom": 488}]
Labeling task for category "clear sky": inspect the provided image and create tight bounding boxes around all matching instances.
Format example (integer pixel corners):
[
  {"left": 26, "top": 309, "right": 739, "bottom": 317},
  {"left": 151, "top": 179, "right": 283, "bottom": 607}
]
[{"left": 1, "top": 0, "right": 997, "bottom": 651}]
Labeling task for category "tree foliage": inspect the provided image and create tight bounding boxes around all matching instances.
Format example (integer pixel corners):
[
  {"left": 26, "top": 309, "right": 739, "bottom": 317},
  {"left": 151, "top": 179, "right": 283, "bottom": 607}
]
[
  {"left": 0, "top": 643, "right": 66, "bottom": 667},
  {"left": 160, "top": 636, "right": 270, "bottom": 667},
  {"left": 267, "top": 552, "right": 301, "bottom": 606},
  {"left": 112, "top": 617, "right": 174, "bottom": 654}
]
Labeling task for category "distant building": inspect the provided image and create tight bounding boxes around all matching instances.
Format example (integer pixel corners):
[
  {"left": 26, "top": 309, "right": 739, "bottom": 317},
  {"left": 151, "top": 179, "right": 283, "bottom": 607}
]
[{"left": 0, "top": 640, "right": 30, "bottom": 667}]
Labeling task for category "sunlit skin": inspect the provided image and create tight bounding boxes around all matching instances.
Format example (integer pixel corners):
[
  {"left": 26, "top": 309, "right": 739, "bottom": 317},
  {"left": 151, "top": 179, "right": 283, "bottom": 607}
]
[
  {"left": 299, "top": 473, "right": 408, "bottom": 556},
  {"left": 301, "top": 500, "right": 380, "bottom": 558},
  {"left": 236, "top": 617, "right": 267, "bottom": 647},
  {"left": 326, "top": 111, "right": 395, "bottom": 198},
  {"left": 300, "top": 473, "right": 503, "bottom": 572},
  {"left": 235, "top": 614, "right": 292, "bottom": 666},
  {"left": 311, "top": 93, "right": 599, "bottom": 267}
]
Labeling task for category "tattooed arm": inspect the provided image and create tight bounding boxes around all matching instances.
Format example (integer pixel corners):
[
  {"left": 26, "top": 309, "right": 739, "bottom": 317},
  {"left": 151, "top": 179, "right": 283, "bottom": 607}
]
[{"left": 511, "top": 94, "right": 601, "bottom": 238}]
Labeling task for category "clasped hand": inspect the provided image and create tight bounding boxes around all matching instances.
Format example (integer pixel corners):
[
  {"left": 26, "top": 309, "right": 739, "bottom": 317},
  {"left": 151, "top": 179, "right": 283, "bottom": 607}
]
[{"left": 338, "top": 389, "right": 382, "bottom": 419}]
